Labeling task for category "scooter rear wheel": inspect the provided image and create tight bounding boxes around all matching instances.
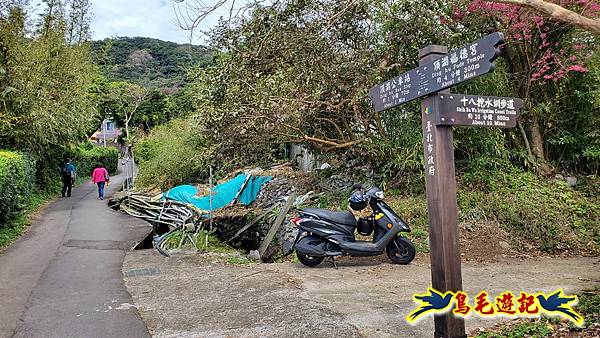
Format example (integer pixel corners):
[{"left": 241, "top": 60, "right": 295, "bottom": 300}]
[
  {"left": 386, "top": 237, "right": 416, "bottom": 264},
  {"left": 296, "top": 252, "right": 324, "bottom": 267}
]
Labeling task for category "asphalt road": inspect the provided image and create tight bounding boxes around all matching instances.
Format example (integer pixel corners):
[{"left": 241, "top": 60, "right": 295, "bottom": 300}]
[{"left": 0, "top": 170, "right": 152, "bottom": 338}]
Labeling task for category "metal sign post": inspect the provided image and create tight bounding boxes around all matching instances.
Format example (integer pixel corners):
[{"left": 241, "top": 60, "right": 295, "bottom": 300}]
[{"left": 368, "top": 32, "right": 523, "bottom": 338}]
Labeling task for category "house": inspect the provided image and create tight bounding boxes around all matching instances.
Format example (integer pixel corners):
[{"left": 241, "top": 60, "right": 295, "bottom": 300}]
[{"left": 90, "top": 119, "right": 122, "bottom": 145}]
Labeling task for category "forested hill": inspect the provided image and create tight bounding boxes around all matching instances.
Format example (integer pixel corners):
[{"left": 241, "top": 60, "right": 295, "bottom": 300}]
[{"left": 92, "top": 37, "right": 212, "bottom": 90}]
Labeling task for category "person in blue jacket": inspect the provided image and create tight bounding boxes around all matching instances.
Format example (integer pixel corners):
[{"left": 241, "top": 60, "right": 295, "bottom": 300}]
[{"left": 60, "top": 158, "right": 76, "bottom": 198}]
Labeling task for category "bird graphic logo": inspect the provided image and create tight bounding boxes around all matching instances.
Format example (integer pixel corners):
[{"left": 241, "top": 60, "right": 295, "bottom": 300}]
[
  {"left": 407, "top": 288, "right": 454, "bottom": 323},
  {"left": 536, "top": 289, "right": 583, "bottom": 327},
  {"left": 405, "top": 288, "right": 585, "bottom": 326}
]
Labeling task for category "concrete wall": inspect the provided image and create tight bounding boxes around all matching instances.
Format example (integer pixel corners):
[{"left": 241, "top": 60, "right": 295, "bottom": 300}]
[{"left": 287, "top": 144, "right": 321, "bottom": 172}]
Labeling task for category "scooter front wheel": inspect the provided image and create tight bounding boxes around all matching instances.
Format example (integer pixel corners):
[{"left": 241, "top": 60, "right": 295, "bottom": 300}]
[
  {"left": 386, "top": 237, "right": 416, "bottom": 265},
  {"left": 296, "top": 252, "right": 324, "bottom": 267}
]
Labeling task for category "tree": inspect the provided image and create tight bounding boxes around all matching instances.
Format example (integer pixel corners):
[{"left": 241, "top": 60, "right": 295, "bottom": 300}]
[
  {"left": 491, "top": 0, "right": 600, "bottom": 33},
  {"left": 180, "top": 0, "right": 599, "bottom": 177},
  {"left": 104, "top": 82, "right": 148, "bottom": 154},
  {"left": 172, "top": 0, "right": 263, "bottom": 41},
  {"left": 187, "top": 0, "right": 474, "bottom": 172},
  {"left": 91, "top": 37, "right": 212, "bottom": 90},
  {"left": 133, "top": 89, "right": 168, "bottom": 132},
  {"left": 191, "top": 2, "right": 376, "bottom": 157},
  {"left": 0, "top": 1, "right": 101, "bottom": 188},
  {"left": 460, "top": 0, "right": 599, "bottom": 173},
  {"left": 0, "top": 1, "right": 99, "bottom": 156},
  {"left": 65, "top": 0, "right": 92, "bottom": 43}
]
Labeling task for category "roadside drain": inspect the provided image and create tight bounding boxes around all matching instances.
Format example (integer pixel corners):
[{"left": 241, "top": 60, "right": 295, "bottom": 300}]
[
  {"left": 123, "top": 267, "right": 161, "bottom": 278},
  {"left": 63, "top": 239, "right": 133, "bottom": 250}
]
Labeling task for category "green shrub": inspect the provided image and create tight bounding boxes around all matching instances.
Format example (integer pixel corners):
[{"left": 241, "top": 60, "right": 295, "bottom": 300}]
[
  {"left": 0, "top": 191, "right": 52, "bottom": 248},
  {"left": 386, "top": 169, "right": 599, "bottom": 255},
  {"left": 0, "top": 151, "right": 35, "bottom": 227},
  {"left": 73, "top": 146, "right": 119, "bottom": 177},
  {"left": 135, "top": 117, "right": 212, "bottom": 190},
  {"left": 459, "top": 171, "right": 599, "bottom": 253}
]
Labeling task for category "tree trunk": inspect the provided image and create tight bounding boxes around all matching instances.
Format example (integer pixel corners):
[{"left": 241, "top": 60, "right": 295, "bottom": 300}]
[
  {"left": 529, "top": 115, "right": 544, "bottom": 160},
  {"left": 124, "top": 117, "right": 131, "bottom": 156},
  {"left": 528, "top": 114, "right": 553, "bottom": 174}
]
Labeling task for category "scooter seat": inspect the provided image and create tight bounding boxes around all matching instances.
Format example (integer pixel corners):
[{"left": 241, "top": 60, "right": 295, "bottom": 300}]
[{"left": 301, "top": 208, "right": 357, "bottom": 226}]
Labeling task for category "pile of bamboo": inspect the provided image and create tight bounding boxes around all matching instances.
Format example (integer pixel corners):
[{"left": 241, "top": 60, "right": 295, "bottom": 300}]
[
  {"left": 111, "top": 186, "right": 320, "bottom": 260},
  {"left": 112, "top": 193, "right": 205, "bottom": 255}
]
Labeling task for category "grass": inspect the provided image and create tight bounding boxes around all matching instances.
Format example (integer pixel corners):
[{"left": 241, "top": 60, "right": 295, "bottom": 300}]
[
  {"left": 474, "top": 320, "right": 553, "bottom": 338},
  {"left": 385, "top": 195, "right": 430, "bottom": 253},
  {"left": 196, "top": 231, "right": 254, "bottom": 265},
  {"left": 474, "top": 285, "right": 600, "bottom": 338},
  {"left": 193, "top": 230, "right": 237, "bottom": 254},
  {"left": 161, "top": 229, "right": 253, "bottom": 264},
  {"left": 226, "top": 255, "right": 253, "bottom": 265},
  {"left": 377, "top": 171, "right": 600, "bottom": 255},
  {"left": 577, "top": 285, "right": 600, "bottom": 325},
  {"left": 460, "top": 171, "right": 599, "bottom": 254},
  {"left": 0, "top": 190, "right": 55, "bottom": 249}
]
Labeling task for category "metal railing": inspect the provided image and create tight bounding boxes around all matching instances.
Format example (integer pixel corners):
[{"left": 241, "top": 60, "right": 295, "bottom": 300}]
[{"left": 121, "top": 157, "right": 137, "bottom": 192}]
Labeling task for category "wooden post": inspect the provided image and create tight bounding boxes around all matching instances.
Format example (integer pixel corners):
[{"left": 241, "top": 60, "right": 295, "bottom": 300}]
[
  {"left": 419, "top": 45, "right": 466, "bottom": 338},
  {"left": 258, "top": 193, "right": 297, "bottom": 259}
]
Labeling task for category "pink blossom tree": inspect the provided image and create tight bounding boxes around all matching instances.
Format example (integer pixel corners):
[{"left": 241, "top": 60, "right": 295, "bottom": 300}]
[{"left": 460, "top": 0, "right": 599, "bottom": 173}]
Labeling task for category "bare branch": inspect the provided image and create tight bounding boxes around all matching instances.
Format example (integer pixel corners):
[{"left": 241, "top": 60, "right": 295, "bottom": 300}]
[
  {"left": 323, "top": 0, "right": 356, "bottom": 31},
  {"left": 171, "top": 0, "right": 276, "bottom": 39}
]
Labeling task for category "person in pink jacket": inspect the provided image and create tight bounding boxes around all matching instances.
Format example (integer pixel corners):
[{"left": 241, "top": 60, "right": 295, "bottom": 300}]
[{"left": 91, "top": 163, "right": 110, "bottom": 200}]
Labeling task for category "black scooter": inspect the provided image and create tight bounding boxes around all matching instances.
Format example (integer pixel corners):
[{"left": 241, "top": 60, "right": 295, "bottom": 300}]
[{"left": 291, "top": 184, "right": 416, "bottom": 267}]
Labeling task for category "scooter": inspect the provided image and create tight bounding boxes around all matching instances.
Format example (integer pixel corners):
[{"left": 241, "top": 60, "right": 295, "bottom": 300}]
[{"left": 291, "top": 184, "right": 416, "bottom": 267}]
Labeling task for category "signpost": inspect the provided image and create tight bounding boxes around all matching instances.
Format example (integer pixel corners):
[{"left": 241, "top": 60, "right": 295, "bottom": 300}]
[
  {"left": 370, "top": 32, "right": 504, "bottom": 112},
  {"left": 369, "top": 33, "right": 523, "bottom": 338},
  {"left": 436, "top": 94, "right": 523, "bottom": 128}
]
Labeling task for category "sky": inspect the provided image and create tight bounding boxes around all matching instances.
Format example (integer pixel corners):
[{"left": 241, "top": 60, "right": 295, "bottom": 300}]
[
  {"left": 91, "top": 0, "right": 204, "bottom": 44},
  {"left": 33, "top": 0, "right": 232, "bottom": 44}
]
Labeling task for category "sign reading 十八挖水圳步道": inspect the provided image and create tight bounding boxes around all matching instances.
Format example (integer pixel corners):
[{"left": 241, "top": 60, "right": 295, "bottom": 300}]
[{"left": 435, "top": 94, "right": 523, "bottom": 128}]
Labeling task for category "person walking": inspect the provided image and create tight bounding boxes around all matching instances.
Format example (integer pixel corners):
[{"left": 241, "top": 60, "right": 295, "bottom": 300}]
[
  {"left": 91, "top": 163, "right": 110, "bottom": 200},
  {"left": 60, "top": 158, "right": 76, "bottom": 198}
]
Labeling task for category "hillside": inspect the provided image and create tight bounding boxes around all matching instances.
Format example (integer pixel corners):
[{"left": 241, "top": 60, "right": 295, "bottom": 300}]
[{"left": 92, "top": 37, "right": 212, "bottom": 90}]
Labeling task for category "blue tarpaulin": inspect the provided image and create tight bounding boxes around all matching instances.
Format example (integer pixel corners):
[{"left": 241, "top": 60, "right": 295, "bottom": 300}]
[{"left": 162, "top": 174, "right": 272, "bottom": 211}]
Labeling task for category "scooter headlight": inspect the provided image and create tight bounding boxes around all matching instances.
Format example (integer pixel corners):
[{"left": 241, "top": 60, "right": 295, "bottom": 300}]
[{"left": 375, "top": 191, "right": 384, "bottom": 199}]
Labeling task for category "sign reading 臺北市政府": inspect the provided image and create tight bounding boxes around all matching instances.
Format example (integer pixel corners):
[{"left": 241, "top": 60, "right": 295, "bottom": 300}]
[
  {"left": 368, "top": 32, "right": 524, "bottom": 338},
  {"left": 369, "top": 32, "right": 504, "bottom": 112}
]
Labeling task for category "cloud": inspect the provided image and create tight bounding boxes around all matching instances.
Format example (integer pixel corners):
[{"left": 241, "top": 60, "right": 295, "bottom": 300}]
[
  {"left": 30, "top": 0, "right": 232, "bottom": 44},
  {"left": 91, "top": 0, "right": 196, "bottom": 44}
]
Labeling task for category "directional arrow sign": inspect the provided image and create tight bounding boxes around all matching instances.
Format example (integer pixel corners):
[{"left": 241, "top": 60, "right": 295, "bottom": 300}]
[
  {"left": 369, "top": 32, "right": 504, "bottom": 112},
  {"left": 436, "top": 94, "right": 523, "bottom": 128}
]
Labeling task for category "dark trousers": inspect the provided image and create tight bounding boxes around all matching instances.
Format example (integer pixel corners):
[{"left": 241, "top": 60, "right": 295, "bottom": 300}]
[
  {"left": 61, "top": 176, "right": 72, "bottom": 197},
  {"left": 97, "top": 181, "right": 105, "bottom": 198}
]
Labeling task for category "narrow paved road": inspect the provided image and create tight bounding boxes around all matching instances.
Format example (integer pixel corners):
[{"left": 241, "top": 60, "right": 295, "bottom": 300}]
[{"left": 0, "top": 169, "right": 151, "bottom": 338}]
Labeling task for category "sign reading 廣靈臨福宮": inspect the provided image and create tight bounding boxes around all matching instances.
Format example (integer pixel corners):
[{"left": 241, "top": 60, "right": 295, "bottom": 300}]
[
  {"left": 436, "top": 94, "right": 523, "bottom": 128},
  {"left": 369, "top": 32, "right": 504, "bottom": 112}
]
